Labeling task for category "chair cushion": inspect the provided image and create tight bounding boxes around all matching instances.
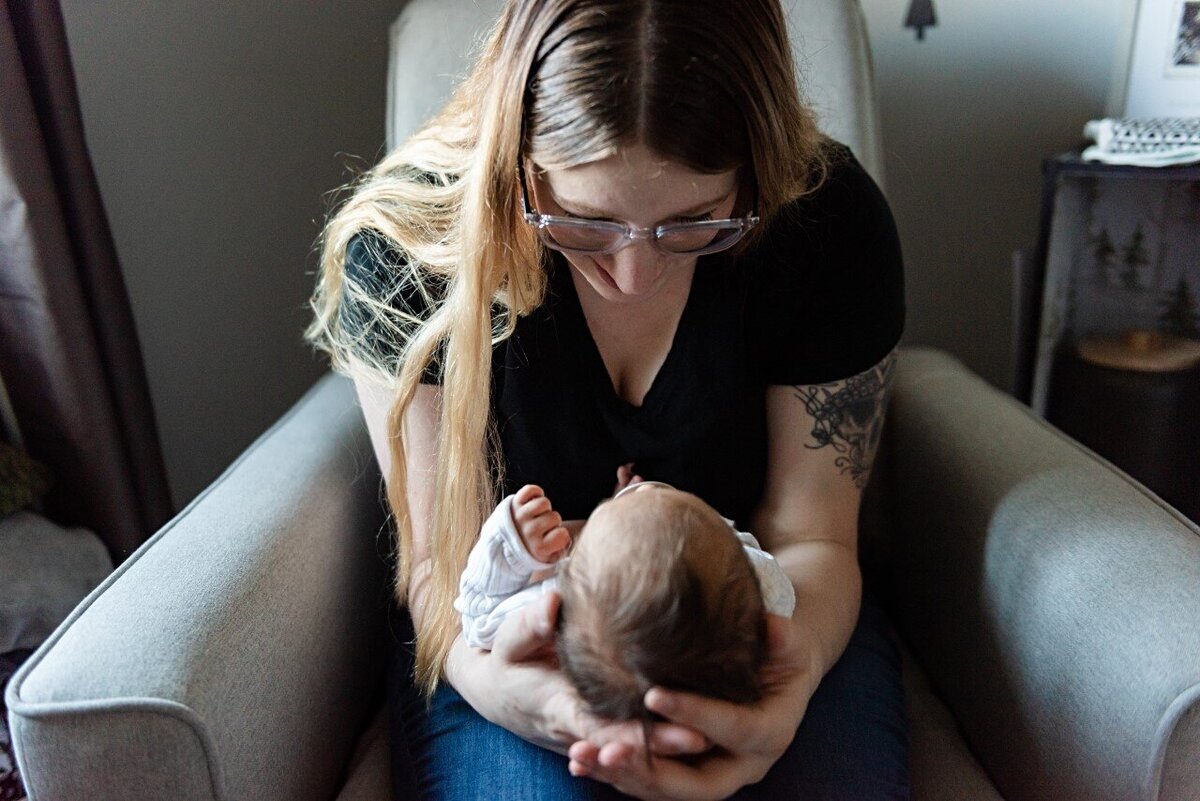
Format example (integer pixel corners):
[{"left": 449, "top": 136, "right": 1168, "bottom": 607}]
[
  {"left": 901, "top": 643, "right": 1004, "bottom": 801},
  {"left": 334, "top": 702, "right": 390, "bottom": 801},
  {"left": 889, "top": 347, "right": 1200, "bottom": 801}
]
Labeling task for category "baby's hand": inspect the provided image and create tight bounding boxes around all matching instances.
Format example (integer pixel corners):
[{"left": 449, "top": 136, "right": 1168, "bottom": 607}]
[
  {"left": 513, "top": 484, "right": 571, "bottom": 563},
  {"left": 613, "top": 462, "right": 644, "bottom": 496}
]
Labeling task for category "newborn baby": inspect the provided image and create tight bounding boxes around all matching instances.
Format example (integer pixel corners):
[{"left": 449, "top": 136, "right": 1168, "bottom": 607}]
[{"left": 453, "top": 473, "right": 795, "bottom": 724}]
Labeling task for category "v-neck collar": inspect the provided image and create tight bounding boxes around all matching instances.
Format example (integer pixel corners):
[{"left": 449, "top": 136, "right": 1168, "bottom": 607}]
[{"left": 548, "top": 252, "right": 712, "bottom": 416}]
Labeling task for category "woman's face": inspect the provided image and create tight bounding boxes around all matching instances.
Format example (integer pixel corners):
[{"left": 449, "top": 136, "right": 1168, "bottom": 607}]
[{"left": 528, "top": 141, "right": 739, "bottom": 304}]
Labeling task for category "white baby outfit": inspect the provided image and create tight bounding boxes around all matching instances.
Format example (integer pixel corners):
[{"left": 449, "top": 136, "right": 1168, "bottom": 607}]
[{"left": 454, "top": 492, "right": 797, "bottom": 649}]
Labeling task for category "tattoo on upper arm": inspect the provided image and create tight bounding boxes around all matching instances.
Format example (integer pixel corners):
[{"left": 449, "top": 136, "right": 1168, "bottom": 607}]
[{"left": 791, "top": 350, "right": 898, "bottom": 489}]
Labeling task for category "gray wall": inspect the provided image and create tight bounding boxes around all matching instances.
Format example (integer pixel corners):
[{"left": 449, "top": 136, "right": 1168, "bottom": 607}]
[
  {"left": 859, "top": 0, "right": 1127, "bottom": 390},
  {"left": 60, "top": 0, "right": 1129, "bottom": 510},
  {"left": 60, "top": 1, "right": 402, "bottom": 508}
]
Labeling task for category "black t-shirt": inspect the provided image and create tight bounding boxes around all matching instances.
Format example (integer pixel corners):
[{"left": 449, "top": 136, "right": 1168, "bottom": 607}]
[{"left": 340, "top": 146, "right": 905, "bottom": 529}]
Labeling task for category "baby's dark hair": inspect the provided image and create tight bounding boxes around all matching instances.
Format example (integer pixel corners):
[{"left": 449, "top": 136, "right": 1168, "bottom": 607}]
[{"left": 555, "top": 490, "right": 768, "bottom": 757}]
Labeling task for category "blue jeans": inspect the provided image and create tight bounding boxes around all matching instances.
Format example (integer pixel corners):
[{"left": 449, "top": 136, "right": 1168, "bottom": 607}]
[{"left": 386, "top": 594, "right": 910, "bottom": 800}]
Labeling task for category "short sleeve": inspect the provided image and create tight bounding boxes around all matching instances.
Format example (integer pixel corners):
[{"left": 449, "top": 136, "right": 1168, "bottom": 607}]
[
  {"left": 745, "top": 145, "right": 905, "bottom": 385},
  {"left": 339, "top": 228, "right": 445, "bottom": 385}
]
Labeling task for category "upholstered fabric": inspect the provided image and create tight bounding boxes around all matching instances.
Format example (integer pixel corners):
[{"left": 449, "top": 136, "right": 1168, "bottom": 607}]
[
  {"left": 5, "top": 374, "right": 391, "bottom": 801},
  {"left": 334, "top": 704, "right": 390, "bottom": 801},
  {"left": 386, "top": 0, "right": 886, "bottom": 187},
  {"left": 900, "top": 643, "right": 1004, "bottom": 801},
  {"left": 888, "top": 348, "right": 1200, "bottom": 801}
]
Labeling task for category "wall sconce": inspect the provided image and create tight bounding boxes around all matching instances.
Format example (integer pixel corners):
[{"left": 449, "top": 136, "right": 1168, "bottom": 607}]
[{"left": 905, "top": 0, "right": 937, "bottom": 40}]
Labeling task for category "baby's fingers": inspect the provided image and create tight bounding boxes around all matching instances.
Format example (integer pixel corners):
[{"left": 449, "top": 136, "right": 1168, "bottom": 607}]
[
  {"left": 614, "top": 462, "right": 637, "bottom": 494},
  {"left": 541, "top": 526, "right": 571, "bottom": 555},
  {"left": 528, "top": 509, "right": 563, "bottom": 537},
  {"left": 514, "top": 484, "right": 544, "bottom": 505},
  {"left": 514, "top": 495, "right": 553, "bottom": 524}
]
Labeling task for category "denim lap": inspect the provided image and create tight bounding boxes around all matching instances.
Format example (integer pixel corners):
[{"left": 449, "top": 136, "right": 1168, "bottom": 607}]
[{"left": 387, "top": 595, "right": 910, "bottom": 800}]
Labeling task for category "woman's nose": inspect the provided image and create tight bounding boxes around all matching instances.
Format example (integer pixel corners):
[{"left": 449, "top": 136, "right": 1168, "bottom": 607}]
[{"left": 606, "top": 241, "right": 663, "bottom": 295}]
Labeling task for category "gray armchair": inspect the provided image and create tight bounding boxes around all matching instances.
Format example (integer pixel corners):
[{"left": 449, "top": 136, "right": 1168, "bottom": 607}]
[{"left": 9, "top": 3, "right": 1200, "bottom": 800}]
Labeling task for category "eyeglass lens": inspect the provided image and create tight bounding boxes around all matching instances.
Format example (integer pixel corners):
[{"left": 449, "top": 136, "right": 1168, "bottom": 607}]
[{"left": 538, "top": 221, "right": 744, "bottom": 255}]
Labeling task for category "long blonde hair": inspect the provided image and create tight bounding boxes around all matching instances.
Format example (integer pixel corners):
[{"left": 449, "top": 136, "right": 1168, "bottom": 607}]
[{"left": 305, "top": 0, "right": 829, "bottom": 699}]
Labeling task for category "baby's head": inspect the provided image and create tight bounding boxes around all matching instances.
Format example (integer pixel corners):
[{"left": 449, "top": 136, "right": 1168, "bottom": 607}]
[{"left": 555, "top": 483, "right": 768, "bottom": 725}]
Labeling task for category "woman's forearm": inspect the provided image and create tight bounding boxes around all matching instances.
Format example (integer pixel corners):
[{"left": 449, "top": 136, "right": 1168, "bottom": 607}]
[
  {"left": 771, "top": 538, "right": 862, "bottom": 679},
  {"left": 441, "top": 598, "right": 582, "bottom": 756},
  {"left": 406, "top": 557, "right": 435, "bottom": 634},
  {"left": 443, "top": 629, "right": 489, "bottom": 709},
  {"left": 406, "top": 556, "right": 480, "bottom": 699},
  {"left": 407, "top": 553, "right": 540, "bottom": 736}
]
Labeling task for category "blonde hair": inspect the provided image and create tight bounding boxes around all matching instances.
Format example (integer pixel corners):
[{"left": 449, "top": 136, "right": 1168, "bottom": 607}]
[{"left": 304, "top": 0, "right": 829, "bottom": 699}]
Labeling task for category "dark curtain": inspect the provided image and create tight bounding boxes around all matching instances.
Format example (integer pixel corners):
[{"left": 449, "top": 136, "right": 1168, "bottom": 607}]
[{"left": 0, "top": 0, "right": 174, "bottom": 564}]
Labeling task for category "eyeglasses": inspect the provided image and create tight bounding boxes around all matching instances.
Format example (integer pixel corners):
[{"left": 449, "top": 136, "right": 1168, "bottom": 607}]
[{"left": 518, "top": 157, "right": 760, "bottom": 257}]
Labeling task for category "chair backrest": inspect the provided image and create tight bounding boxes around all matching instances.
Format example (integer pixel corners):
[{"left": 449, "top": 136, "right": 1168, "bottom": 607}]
[{"left": 385, "top": 0, "right": 885, "bottom": 188}]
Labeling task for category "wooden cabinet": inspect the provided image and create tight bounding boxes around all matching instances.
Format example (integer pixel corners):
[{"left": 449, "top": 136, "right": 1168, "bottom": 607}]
[{"left": 1015, "top": 153, "right": 1200, "bottom": 521}]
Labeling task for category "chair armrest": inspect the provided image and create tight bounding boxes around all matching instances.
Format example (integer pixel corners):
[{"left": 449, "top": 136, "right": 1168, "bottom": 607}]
[
  {"left": 6, "top": 372, "right": 391, "bottom": 801},
  {"left": 885, "top": 348, "right": 1200, "bottom": 801}
]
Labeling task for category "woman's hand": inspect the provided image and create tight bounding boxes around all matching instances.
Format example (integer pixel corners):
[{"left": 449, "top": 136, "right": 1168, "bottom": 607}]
[
  {"left": 448, "top": 590, "right": 710, "bottom": 759},
  {"left": 565, "top": 614, "right": 822, "bottom": 801}
]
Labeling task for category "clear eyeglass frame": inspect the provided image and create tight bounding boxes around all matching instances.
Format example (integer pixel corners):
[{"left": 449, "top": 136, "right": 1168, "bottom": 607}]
[{"left": 517, "top": 157, "right": 760, "bottom": 257}]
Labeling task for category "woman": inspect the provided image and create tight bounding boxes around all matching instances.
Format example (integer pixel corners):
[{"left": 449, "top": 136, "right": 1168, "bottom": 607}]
[{"left": 306, "top": 0, "right": 908, "bottom": 798}]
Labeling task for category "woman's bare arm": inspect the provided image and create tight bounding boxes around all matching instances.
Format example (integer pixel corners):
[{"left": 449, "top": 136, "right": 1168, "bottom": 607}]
[
  {"left": 353, "top": 377, "right": 438, "bottom": 630},
  {"left": 748, "top": 350, "right": 898, "bottom": 677}
]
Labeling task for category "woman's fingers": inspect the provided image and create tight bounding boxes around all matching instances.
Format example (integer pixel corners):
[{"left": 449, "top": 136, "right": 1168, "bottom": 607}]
[
  {"left": 571, "top": 740, "right": 746, "bottom": 801},
  {"left": 569, "top": 740, "right": 600, "bottom": 763},
  {"left": 644, "top": 688, "right": 754, "bottom": 753},
  {"left": 598, "top": 741, "right": 635, "bottom": 768},
  {"left": 584, "top": 717, "right": 709, "bottom": 759},
  {"left": 568, "top": 741, "right": 635, "bottom": 776},
  {"left": 647, "top": 723, "right": 709, "bottom": 755},
  {"left": 568, "top": 741, "right": 600, "bottom": 777},
  {"left": 491, "top": 591, "right": 559, "bottom": 663}
]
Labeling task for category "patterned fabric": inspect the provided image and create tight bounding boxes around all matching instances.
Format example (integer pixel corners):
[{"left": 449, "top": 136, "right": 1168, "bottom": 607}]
[
  {"left": 1, "top": 649, "right": 33, "bottom": 801},
  {"left": 1083, "top": 118, "right": 1200, "bottom": 166}
]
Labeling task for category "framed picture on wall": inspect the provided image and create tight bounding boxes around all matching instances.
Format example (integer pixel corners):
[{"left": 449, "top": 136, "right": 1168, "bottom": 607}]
[{"left": 1108, "top": 0, "right": 1200, "bottom": 117}]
